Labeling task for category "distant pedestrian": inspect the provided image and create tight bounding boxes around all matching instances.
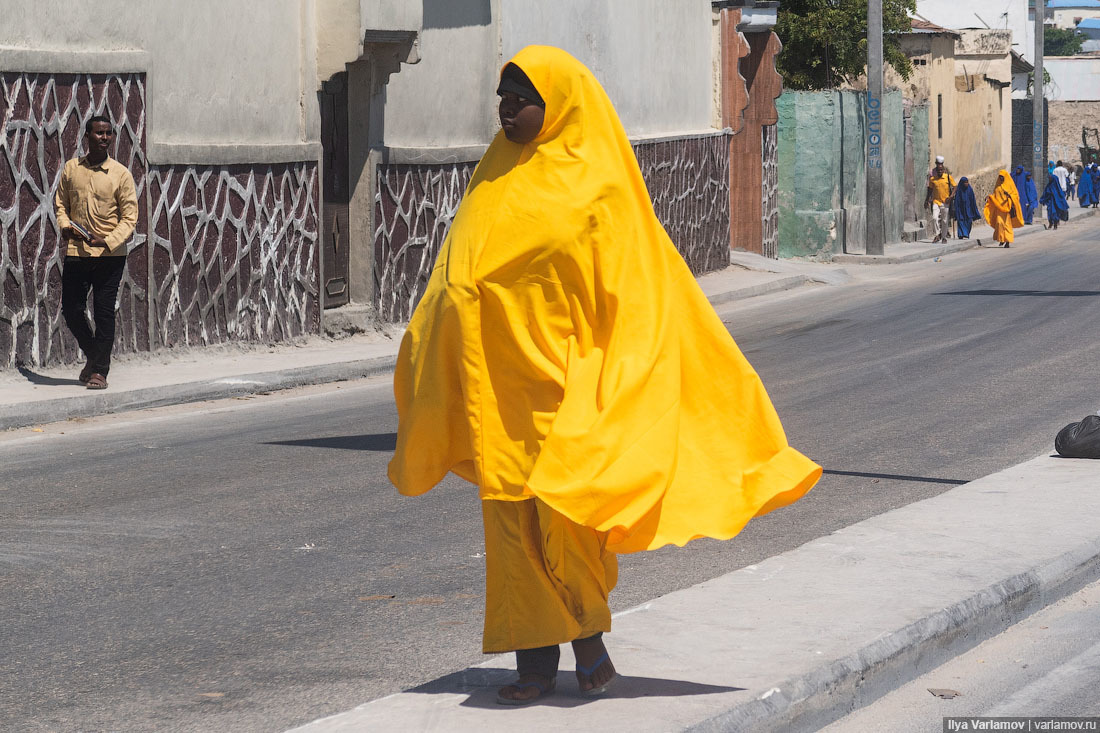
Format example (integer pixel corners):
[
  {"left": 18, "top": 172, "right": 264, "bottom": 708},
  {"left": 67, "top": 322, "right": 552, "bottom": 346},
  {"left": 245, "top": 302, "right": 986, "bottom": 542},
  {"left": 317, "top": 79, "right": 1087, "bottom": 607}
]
[
  {"left": 1039, "top": 172, "right": 1069, "bottom": 230},
  {"left": 388, "top": 45, "right": 821, "bottom": 706},
  {"left": 1077, "top": 162, "right": 1096, "bottom": 208},
  {"left": 53, "top": 115, "right": 138, "bottom": 390},
  {"left": 983, "top": 169, "right": 1024, "bottom": 247},
  {"left": 950, "top": 177, "right": 981, "bottom": 239},
  {"left": 1067, "top": 166, "right": 1077, "bottom": 201},
  {"left": 925, "top": 155, "right": 956, "bottom": 243},
  {"left": 1089, "top": 163, "right": 1100, "bottom": 208},
  {"left": 1052, "top": 160, "right": 1070, "bottom": 193}
]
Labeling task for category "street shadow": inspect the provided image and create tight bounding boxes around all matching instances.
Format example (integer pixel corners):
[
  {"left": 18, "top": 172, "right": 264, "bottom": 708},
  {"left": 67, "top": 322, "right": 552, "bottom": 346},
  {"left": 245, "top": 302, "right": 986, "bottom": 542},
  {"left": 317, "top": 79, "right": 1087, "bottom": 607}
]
[
  {"left": 403, "top": 666, "right": 744, "bottom": 710},
  {"left": 933, "top": 289, "right": 1100, "bottom": 297},
  {"left": 16, "top": 365, "right": 83, "bottom": 386},
  {"left": 264, "top": 433, "right": 397, "bottom": 451},
  {"left": 823, "top": 469, "right": 968, "bottom": 486}
]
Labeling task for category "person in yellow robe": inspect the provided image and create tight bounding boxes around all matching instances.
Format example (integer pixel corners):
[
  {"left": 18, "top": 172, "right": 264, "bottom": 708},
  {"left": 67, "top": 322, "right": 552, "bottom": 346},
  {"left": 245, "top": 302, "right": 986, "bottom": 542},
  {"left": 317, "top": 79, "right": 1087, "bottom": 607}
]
[
  {"left": 984, "top": 169, "right": 1025, "bottom": 247},
  {"left": 388, "top": 46, "right": 822, "bottom": 705}
]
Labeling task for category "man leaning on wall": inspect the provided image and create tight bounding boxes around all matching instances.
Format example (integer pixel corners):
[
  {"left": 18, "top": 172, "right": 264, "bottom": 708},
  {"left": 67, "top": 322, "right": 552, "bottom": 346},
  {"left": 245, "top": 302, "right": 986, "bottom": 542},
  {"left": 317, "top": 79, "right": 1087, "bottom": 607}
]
[{"left": 54, "top": 115, "right": 139, "bottom": 390}]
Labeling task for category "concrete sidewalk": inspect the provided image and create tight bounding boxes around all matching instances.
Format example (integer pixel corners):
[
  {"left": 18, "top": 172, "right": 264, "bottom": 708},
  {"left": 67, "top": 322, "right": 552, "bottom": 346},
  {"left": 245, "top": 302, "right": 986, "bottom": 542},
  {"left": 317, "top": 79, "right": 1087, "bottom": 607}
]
[
  {"left": 287, "top": 453, "right": 1100, "bottom": 733},
  {"left": 2, "top": 205, "right": 1095, "bottom": 432}
]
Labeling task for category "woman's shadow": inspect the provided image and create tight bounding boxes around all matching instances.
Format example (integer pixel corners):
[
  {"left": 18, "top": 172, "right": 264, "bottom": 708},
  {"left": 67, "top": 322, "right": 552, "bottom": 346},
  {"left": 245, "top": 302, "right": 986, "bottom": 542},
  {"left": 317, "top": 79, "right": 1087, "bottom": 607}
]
[
  {"left": 17, "top": 366, "right": 84, "bottom": 387},
  {"left": 408, "top": 666, "right": 744, "bottom": 710}
]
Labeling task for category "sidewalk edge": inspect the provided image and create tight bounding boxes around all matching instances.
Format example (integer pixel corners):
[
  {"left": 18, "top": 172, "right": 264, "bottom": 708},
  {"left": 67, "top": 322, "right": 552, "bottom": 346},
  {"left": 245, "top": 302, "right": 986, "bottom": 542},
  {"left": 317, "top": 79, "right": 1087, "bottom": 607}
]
[
  {"left": 0, "top": 355, "right": 398, "bottom": 431},
  {"left": 686, "top": 539, "right": 1100, "bottom": 733}
]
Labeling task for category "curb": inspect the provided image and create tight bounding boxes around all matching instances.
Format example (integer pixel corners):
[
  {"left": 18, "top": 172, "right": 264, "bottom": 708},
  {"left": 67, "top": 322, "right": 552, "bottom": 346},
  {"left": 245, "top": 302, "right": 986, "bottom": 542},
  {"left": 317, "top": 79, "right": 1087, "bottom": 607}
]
[
  {"left": 704, "top": 274, "right": 813, "bottom": 306},
  {"left": 0, "top": 354, "right": 397, "bottom": 431},
  {"left": 689, "top": 539, "right": 1100, "bottom": 732},
  {"left": 832, "top": 207, "right": 1099, "bottom": 265}
]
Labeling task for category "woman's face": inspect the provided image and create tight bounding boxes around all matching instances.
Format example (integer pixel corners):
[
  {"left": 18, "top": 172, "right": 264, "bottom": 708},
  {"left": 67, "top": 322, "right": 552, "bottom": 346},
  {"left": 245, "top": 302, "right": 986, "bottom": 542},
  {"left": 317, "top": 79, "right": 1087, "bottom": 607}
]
[{"left": 498, "top": 92, "right": 545, "bottom": 144}]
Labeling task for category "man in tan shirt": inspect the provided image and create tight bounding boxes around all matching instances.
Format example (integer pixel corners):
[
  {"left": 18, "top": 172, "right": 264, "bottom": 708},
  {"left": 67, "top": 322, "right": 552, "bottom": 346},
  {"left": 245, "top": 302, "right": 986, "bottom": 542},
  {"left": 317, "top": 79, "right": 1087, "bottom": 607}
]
[
  {"left": 54, "top": 115, "right": 139, "bottom": 389},
  {"left": 924, "top": 155, "right": 956, "bottom": 244}
]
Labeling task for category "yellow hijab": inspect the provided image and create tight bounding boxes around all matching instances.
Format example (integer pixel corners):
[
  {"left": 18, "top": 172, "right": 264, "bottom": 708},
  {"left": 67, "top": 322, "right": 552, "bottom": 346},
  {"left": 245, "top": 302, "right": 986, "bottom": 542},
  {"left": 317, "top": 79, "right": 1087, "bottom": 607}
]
[
  {"left": 388, "top": 45, "right": 820, "bottom": 552},
  {"left": 984, "top": 168, "right": 1025, "bottom": 228}
]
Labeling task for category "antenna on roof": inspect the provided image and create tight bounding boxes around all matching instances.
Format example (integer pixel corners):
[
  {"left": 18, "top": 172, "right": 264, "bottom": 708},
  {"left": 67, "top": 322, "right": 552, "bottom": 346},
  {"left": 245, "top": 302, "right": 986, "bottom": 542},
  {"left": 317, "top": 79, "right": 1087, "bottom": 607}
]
[{"left": 973, "top": 13, "right": 992, "bottom": 29}]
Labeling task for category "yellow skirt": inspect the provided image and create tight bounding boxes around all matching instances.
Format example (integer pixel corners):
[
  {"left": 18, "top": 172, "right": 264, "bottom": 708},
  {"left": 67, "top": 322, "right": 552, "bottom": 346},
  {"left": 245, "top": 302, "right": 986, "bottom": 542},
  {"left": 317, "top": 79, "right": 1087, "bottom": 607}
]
[{"left": 481, "top": 498, "right": 618, "bottom": 653}]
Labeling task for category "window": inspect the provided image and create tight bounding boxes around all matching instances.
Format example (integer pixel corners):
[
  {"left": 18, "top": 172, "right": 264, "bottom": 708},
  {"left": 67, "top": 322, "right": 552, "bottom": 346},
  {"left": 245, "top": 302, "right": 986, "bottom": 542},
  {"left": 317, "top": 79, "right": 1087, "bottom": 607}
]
[{"left": 937, "top": 94, "right": 943, "bottom": 139}]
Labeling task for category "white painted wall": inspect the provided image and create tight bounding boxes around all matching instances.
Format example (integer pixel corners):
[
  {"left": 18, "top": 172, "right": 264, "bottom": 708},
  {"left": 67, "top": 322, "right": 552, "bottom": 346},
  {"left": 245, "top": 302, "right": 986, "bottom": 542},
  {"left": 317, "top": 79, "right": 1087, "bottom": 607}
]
[
  {"left": 0, "top": 0, "right": 313, "bottom": 150},
  {"left": 915, "top": 0, "right": 1034, "bottom": 64},
  {"left": 500, "top": 0, "right": 716, "bottom": 137},
  {"left": 1046, "top": 56, "right": 1100, "bottom": 100},
  {"left": 381, "top": 0, "right": 717, "bottom": 148}
]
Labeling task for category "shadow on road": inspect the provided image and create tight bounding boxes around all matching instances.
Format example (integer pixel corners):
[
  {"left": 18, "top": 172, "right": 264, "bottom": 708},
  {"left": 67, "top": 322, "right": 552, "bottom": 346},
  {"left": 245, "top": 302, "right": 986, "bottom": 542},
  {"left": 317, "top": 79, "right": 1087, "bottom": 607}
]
[
  {"left": 264, "top": 432, "right": 397, "bottom": 451},
  {"left": 934, "top": 289, "right": 1100, "bottom": 297},
  {"left": 823, "top": 469, "right": 968, "bottom": 486},
  {"left": 402, "top": 666, "right": 743, "bottom": 710}
]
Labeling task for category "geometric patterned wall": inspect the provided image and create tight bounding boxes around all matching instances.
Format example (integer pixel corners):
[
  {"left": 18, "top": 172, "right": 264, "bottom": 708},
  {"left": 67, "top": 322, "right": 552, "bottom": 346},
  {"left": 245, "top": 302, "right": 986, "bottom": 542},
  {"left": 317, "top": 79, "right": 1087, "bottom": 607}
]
[
  {"left": 761, "top": 123, "right": 779, "bottom": 259},
  {"left": 147, "top": 163, "right": 320, "bottom": 349},
  {"left": 373, "top": 133, "right": 731, "bottom": 323},
  {"left": 0, "top": 71, "right": 320, "bottom": 368}
]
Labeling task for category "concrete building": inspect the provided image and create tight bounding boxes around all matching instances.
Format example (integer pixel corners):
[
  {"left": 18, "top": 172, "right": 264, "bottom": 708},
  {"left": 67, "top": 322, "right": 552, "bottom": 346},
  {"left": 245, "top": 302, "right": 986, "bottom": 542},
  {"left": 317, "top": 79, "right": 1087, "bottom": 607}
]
[
  {"left": 1, "top": 0, "right": 784, "bottom": 368},
  {"left": 918, "top": 1, "right": 1033, "bottom": 63},
  {"left": 1043, "top": 0, "right": 1100, "bottom": 29}
]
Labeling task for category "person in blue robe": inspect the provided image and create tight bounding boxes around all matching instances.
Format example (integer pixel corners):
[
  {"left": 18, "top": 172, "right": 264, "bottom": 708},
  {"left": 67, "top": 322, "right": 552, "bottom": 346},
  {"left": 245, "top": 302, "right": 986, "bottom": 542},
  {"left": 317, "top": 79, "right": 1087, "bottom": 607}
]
[
  {"left": 950, "top": 177, "right": 981, "bottom": 239},
  {"left": 1022, "top": 171, "right": 1039, "bottom": 224},
  {"left": 1039, "top": 173, "right": 1070, "bottom": 230},
  {"left": 1077, "top": 162, "right": 1096, "bottom": 208},
  {"left": 1089, "top": 164, "right": 1100, "bottom": 208}
]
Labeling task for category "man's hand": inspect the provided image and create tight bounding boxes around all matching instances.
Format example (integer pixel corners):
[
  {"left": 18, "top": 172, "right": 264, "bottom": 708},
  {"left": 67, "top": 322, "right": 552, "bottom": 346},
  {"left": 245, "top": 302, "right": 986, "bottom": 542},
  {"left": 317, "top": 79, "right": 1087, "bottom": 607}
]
[
  {"left": 88, "top": 235, "right": 109, "bottom": 249},
  {"left": 61, "top": 225, "right": 75, "bottom": 241}
]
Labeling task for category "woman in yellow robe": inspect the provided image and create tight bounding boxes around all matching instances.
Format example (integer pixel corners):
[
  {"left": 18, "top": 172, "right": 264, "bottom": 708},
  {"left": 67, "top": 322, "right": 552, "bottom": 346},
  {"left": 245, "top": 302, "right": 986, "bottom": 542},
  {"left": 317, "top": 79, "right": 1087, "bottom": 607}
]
[
  {"left": 388, "top": 46, "right": 821, "bottom": 704},
  {"left": 984, "top": 169, "right": 1025, "bottom": 247}
]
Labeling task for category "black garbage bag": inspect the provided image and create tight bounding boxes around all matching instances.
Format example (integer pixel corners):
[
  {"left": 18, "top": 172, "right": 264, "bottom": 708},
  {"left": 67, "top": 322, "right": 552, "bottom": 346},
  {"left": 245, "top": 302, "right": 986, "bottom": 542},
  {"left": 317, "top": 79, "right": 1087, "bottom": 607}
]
[{"left": 1055, "top": 415, "right": 1100, "bottom": 458}]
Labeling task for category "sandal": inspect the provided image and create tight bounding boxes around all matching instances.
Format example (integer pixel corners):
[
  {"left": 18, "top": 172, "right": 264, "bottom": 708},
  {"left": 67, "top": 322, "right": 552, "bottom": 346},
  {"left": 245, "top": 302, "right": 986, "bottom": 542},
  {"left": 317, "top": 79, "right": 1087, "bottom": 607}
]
[
  {"left": 575, "top": 651, "right": 618, "bottom": 697},
  {"left": 78, "top": 362, "right": 94, "bottom": 384},
  {"left": 496, "top": 675, "right": 556, "bottom": 706},
  {"left": 85, "top": 373, "right": 108, "bottom": 390}
]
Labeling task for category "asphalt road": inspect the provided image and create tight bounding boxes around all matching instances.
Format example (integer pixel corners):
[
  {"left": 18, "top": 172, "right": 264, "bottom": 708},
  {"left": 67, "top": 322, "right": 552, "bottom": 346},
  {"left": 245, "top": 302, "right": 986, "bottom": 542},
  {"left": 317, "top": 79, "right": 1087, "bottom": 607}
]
[{"left": 3, "top": 221, "right": 1100, "bottom": 732}]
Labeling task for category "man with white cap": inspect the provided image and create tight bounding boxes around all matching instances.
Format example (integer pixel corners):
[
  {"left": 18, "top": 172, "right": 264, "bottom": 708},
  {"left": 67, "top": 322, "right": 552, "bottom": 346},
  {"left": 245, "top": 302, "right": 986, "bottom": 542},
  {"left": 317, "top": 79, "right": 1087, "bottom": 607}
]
[{"left": 925, "top": 155, "right": 956, "bottom": 243}]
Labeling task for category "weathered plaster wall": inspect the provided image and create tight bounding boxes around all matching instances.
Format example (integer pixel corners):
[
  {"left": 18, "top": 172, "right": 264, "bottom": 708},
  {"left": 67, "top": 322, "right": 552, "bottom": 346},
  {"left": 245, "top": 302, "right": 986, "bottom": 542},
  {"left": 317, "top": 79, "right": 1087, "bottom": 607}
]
[
  {"left": 1049, "top": 100, "right": 1100, "bottom": 165},
  {"left": 952, "top": 77, "right": 1007, "bottom": 189},
  {"left": 776, "top": 90, "right": 907, "bottom": 259}
]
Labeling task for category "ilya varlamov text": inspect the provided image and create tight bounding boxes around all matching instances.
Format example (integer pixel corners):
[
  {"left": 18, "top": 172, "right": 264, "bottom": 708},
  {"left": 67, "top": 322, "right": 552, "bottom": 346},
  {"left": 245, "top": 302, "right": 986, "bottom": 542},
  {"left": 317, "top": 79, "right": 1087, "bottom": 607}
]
[{"left": 944, "top": 719, "right": 1099, "bottom": 732}]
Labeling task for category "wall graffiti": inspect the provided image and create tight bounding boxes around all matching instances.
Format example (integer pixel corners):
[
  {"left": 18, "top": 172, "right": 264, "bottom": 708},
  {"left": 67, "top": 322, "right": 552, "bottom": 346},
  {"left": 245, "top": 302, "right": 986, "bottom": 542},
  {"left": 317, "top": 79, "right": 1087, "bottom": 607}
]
[
  {"left": 373, "top": 134, "right": 731, "bottom": 323},
  {"left": 761, "top": 124, "right": 779, "bottom": 259}
]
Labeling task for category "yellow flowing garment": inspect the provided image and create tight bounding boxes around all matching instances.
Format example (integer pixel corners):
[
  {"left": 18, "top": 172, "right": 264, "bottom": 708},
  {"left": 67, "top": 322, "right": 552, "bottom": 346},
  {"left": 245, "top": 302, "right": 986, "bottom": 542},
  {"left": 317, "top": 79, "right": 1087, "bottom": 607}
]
[
  {"left": 388, "top": 45, "right": 821, "bottom": 553},
  {"left": 984, "top": 169, "right": 1025, "bottom": 242}
]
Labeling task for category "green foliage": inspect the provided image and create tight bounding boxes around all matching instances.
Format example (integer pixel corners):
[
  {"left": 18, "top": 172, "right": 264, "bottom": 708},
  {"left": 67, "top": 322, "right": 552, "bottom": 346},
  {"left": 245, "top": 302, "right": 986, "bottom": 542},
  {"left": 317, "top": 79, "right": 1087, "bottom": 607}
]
[
  {"left": 1044, "top": 27, "right": 1084, "bottom": 57},
  {"left": 775, "top": 0, "right": 917, "bottom": 90}
]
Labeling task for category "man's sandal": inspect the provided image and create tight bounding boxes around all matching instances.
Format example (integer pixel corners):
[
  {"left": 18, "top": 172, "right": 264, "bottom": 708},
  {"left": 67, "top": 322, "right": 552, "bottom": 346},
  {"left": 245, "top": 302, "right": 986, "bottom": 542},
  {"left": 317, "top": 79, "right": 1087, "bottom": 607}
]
[
  {"left": 85, "top": 373, "right": 108, "bottom": 390},
  {"left": 576, "top": 652, "right": 617, "bottom": 697},
  {"left": 496, "top": 676, "right": 556, "bottom": 706}
]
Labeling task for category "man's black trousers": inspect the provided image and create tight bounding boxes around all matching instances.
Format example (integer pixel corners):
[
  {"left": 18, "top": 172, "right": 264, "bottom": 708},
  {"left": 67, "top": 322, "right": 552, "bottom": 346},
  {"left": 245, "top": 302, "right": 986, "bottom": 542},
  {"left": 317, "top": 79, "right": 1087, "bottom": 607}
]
[{"left": 61, "top": 255, "right": 126, "bottom": 376}]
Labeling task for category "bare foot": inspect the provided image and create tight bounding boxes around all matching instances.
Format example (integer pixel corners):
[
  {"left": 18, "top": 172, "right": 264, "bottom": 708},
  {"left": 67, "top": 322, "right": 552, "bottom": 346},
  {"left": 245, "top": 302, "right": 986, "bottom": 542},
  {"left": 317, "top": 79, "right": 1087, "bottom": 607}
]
[
  {"left": 572, "top": 636, "right": 617, "bottom": 694},
  {"left": 496, "top": 673, "right": 555, "bottom": 705}
]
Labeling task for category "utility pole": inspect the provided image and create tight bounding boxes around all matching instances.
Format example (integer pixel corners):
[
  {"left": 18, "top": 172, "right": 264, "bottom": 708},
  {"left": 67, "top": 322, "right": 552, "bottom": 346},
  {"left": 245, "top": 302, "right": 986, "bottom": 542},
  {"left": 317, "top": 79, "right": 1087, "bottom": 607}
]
[
  {"left": 1033, "top": 0, "right": 1045, "bottom": 176},
  {"left": 866, "top": 0, "right": 885, "bottom": 255}
]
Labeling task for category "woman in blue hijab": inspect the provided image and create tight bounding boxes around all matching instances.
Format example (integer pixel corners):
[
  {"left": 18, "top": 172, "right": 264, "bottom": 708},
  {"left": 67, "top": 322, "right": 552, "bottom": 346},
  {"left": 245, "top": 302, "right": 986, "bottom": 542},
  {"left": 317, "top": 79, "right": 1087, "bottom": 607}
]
[
  {"left": 1077, "top": 162, "right": 1096, "bottom": 208},
  {"left": 1022, "top": 171, "right": 1039, "bottom": 224},
  {"left": 1039, "top": 172, "right": 1070, "bottom": 230},
  {"left": 951, "top": 177, "right": 981, "bottom": 239}
]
